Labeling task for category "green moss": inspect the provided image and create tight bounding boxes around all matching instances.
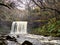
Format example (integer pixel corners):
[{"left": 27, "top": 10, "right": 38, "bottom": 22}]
[{"left": 31, "top": 20, "right": 60, "bottom": 37}]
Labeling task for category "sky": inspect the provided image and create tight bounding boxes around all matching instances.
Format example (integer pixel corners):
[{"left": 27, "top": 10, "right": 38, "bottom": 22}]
[
  {"left": 10, "top": 0, "right": 35, "bottom": 10},
  {"left": 10, "top": 0, "right": 45, "bottom": 10},
  {"left": 10, "top": 0, "right": 27, "bottom": 10}
]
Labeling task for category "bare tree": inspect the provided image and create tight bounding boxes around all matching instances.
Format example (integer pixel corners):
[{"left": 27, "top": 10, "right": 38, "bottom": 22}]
[
  {"left": 0, "top": 3, "right": 11, "bottom": 9},
  {"left": 0, "top": 0, "right": 16, "bottom": 9},
  {"left": 31, "top": 0, "right": 60, "bottom": 14}
]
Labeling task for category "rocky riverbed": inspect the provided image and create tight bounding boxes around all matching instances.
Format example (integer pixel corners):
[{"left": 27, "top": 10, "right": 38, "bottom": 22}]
[{"left": 0, "top": 34, "right": 60, "bottom": 45}]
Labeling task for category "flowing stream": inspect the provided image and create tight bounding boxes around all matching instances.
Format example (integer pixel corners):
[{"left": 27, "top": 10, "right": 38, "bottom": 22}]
[
  {"left": 7, "top": 21, "right": 60, "bottom": 45},
  {"left": 8, "top": 21, "right": 42, "bottom": 45}
]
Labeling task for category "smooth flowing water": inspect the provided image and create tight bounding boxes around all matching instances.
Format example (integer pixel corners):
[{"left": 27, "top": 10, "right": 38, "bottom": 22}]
[{"left": 10, "top": 21, "right": 27, "bottom": 34}]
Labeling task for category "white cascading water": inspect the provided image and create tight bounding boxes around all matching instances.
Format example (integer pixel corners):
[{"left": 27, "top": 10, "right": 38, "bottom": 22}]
[
  {"left": 10, "top": 21, "right": 27, "bottom": 34},
  {"left": 9, "top": 21, "right": 42, "bottom": 45}
]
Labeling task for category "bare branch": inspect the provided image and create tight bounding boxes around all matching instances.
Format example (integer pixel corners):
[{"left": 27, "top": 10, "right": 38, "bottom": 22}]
[
  {"left": 32, "top": 0, "right": 60, "bottom": 14},
  {"left": 32, "top": 0, "right": 43, "bottom": 9},
  {"left": 0, "top": 3, "right": 11, "bottom": 9}
]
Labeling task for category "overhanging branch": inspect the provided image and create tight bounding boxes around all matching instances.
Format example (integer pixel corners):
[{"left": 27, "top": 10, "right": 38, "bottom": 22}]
[
  {"left": 0, "top": 3, "right": 11, "bottom": 9},
  {"left": 32, "top": 0, "right": 60, "bottom": 14}
]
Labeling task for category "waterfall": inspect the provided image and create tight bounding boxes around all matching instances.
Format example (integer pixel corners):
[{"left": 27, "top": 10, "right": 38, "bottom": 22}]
[{"left": 10, "top": 21, "right": 27, "bottom": 34}]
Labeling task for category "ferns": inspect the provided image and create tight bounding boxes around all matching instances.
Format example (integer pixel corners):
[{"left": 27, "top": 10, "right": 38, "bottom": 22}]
[{"left": 31, "top": 18, "right": 60, "bottom": 37}]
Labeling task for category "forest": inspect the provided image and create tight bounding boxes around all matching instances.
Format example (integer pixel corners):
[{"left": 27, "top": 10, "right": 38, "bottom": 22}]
[{"left": 0, "top": 0, "right": 60, "bottom": 37}]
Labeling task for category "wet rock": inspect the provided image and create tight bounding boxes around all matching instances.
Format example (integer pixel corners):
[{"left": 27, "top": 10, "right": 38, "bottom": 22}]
[
  {"left": 6, "top": 35, "right": 17, "bottom": 42},
  {"left": 22, "top": 41, "right": 33, "bottom": 45}
]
